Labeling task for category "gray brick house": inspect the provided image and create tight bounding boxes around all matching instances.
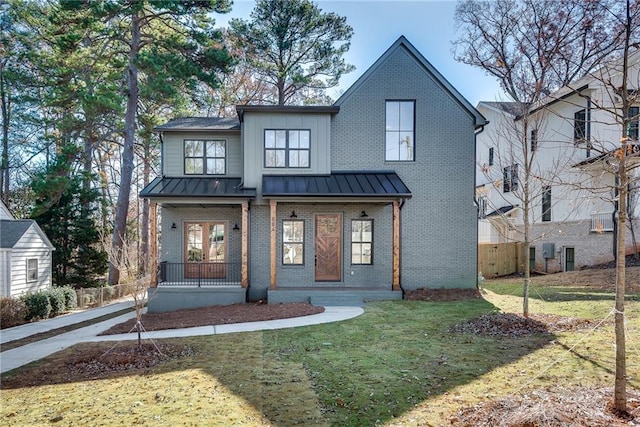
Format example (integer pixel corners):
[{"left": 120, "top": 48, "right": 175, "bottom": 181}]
[{"left": 141, "top": 36, "right": 487, "bottom": 312}]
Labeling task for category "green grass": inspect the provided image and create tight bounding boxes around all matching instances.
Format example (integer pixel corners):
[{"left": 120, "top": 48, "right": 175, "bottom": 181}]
[{"left": 2, "top": 283, "right": 639, "bottom": 426}]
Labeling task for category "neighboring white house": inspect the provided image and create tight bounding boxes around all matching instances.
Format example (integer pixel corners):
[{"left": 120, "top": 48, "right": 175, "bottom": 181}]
[
  {"left": 0, "top": 201, "right": 54, "bottom": 297},
  {"left": 476, "top": 51, "right": 640, "bottom": 273}
]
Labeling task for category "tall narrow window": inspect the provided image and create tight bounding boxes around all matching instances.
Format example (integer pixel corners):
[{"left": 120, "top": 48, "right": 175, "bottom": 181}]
[
  {"left": 283, "top": 220, "right": 304, "bottom": 264},
  {"left": 503, "top": 164, "right": 518, "bottom": 193},
  {"left": 184, "top": 140, "right": 226, "bottom": 175},
  {"left": 386, "top": 100, "right": 415, "bottom": 161},
  {"left": 488, "top": 147, "right": 494, "bottom": 166},
  {"left": 265, "top": 130, "right": 310, "bottom": 168},
  {"left": 574, "top": 109, "right": 587, "bottom": 143},
  {"left": 478, "top": 196, "right": 488, "bottom": 219},
  {"left": 530, "top": 129, "right": 538, "bottom": 152},
  {"left": 627, "top": 106, "right": 639, "bottom": 140},
  {"left": 27, "top": 258, "right": 38, "bottom": 282},
  {"left": 351, "top": 220, "right": 373, "bottom": 264},
  {"left": 542, "top": 186, "right": 551, "bottom": 222}
]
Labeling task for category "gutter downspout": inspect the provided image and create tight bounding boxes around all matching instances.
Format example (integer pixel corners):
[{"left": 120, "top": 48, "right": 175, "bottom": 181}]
[{"left": 474, "top": 123, "right": 488, "bottom": 289}]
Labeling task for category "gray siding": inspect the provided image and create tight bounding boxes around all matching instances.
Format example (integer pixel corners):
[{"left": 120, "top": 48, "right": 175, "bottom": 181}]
[
  {"left": 241, "top": 112, "right": 332, "bottom": 193},
  {"left": 162, "top": 131, "right": 241, "bottom": 177},
  {"left": 332, "top": 47, "right": 478, "bottom": 289}
]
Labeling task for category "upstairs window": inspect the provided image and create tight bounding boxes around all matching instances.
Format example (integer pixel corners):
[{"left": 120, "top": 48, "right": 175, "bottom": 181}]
[
  {"left": 265, "top": 130, "right": 310, "bottom": 168},
  {"left": 574, "top": 109, "right": 587, "bottom": 143},
  {"left": 184, "top": 140, "right": 226, "bottom": 175},
  {"left": 542, "top": 186, "right": 552, "bottom": 222},
  {"left": 503, "top": 164, "right": 518, "bottom": 193},
  {"left": 530, "top": 129, "right": 538, "bottom": 153},
  {"left": 478, "top": 195, "right": 488, "bottom": 219},
  {"left": 627, "top": 106, "right": 639, "bottom": 140},
  {"left": 386, "top": 100, "right": 415, "bottom": 161},
  {"left": 488, "top": 147, "right": 494, "bottom": 166}
]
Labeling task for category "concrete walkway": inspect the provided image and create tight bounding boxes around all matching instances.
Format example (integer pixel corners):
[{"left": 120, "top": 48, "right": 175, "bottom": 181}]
[{"left": 0, "top": 302, "right": 364, "bottom": 374}]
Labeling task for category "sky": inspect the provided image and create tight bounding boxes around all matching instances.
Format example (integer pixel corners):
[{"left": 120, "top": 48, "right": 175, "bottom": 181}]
[{"left": 215, "top": 0, "right": 506, "bottom": 106}]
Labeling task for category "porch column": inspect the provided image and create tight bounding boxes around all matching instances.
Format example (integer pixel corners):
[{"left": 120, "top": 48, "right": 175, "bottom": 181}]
[
  {"left": 241, "top": 200, "right": 249, "bottom": 287},
  {"left": 149, "top": 202, "right": 157, "bottom": 287},
  {"left": 270, "top": 199, "right": 277, "bottom": 289},
  {"left": 392, "top": 200, "right": 400, "bottom": 291}
]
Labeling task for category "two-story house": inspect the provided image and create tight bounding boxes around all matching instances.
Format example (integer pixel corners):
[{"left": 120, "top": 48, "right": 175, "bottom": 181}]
[
  {"left": 476, "top": 50, "right": 640, "bottom": 274},
  {"left": 141, "top": 36, "right": 487, "bottom": 312}
]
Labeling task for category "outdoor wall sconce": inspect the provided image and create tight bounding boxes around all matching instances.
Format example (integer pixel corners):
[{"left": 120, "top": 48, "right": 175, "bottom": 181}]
[
  {"left": 360, "top": 210, "right": 369, "bottom": 218},
  {"left": 290, "top": 211, "right": 298, "bottom": 218},
  {"left": 233, "top": 223, "right": 240, "bottom": 231},
  {"left": 171, "top": 222, "right": 177, "bottom": 229}
]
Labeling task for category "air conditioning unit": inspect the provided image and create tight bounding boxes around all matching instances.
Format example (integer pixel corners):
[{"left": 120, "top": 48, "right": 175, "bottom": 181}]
[{"left": 542, "top": 243, "right": 555, "bottom": 259}]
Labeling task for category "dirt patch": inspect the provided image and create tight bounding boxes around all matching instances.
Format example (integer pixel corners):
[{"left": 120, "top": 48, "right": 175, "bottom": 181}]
[
  {"left": 100, "top": 302, "right": 325, "bottom": 335},
  {"left": 404, "top": 288, "right": 483, "bottom": 301},
  {"left": 450, "top": 312, "right": 602, "bottom": 337},
  {"left": 451, "top": 386, "right": 640, "bottom": 426}
]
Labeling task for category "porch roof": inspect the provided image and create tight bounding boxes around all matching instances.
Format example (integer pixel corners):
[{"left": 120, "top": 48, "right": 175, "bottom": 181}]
[
  {"left": 140, "top": 177, "right": 256, "bottom": 199},
  {"left": 262, "top": 171, "right": 412, "bottom": 200}
]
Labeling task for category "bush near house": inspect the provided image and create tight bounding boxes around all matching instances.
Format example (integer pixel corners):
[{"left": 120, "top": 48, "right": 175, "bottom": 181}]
[
  {"left": 20, "top": 291, "right": 52, "bottom": 321},
  {"left": 0, "top": 297, "right": 28, "bottom": 328},
  {"left": 1, "top": 286, "right": 81, "bottom": 328}
]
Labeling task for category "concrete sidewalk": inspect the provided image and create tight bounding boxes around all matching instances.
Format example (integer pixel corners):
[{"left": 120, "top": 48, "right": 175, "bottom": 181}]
[{"left": 0, "top": 304, "right": 364, "bottom": 374}]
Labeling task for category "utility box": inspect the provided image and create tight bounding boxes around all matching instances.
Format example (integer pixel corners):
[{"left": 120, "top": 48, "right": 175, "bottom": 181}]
[{"left": 542, "top": 242, "right": 556, "bottom": 259}]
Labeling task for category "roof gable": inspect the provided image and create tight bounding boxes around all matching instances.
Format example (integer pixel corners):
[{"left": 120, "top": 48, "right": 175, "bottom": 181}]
[
  {"left": 334, "top": 36, "right": 486, "bottom": 128},
  {"left": 0, "top": 219, "right": 54, "bottom": 249}
]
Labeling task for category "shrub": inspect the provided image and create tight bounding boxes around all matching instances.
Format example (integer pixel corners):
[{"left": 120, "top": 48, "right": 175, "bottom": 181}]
[
  {"left": 20, "top": 292, "right": 51, "bottom": 321},
  {"left": 60, "top": 286, "right": 77, "bottom": 311},
  {"left": 0, "top": 297, "right": 28, "bottom": 328},
  {"left": 46, "top": 287, "right": 67, "bottom": 317}
]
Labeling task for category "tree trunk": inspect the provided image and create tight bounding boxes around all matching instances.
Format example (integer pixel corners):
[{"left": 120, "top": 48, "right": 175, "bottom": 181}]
[
  {"left": 108, "top": 10, "right": 140, "bottom": 285},
  {"left": 139, "top": 136, "right": 151, "bottom": 274},
  {"left": 0, "top": 62, "right": 10, "bottom": 206},
  {"left": 614, "top": 159, "right": 627, "bottom": 412}
]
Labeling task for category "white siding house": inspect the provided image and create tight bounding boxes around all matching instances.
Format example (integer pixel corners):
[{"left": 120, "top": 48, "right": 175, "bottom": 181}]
[
  {"left": 476, "top": 51, "right": 640, "bottom": 272},
  {"left": 0, "top": 201, "right": 54, "bottom": 297}
]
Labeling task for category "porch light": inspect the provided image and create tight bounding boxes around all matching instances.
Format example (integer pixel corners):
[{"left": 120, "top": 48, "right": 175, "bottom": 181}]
[
  {"left": 171, "top": 222, "right": 177, "bottom": 229},
  {"left": 233, "top": 223, "right": 239, "bottom": 231},
  {"left": 360, "top": 210, "right": 369, "bottom": 218},
  {"left": 290, "top": 211, "right": 298, "bottom": 218}
]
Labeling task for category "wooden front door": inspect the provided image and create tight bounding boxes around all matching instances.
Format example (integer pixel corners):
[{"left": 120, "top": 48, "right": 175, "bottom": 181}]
[
  {"left": 315, "top": 214, "right": 342, "bottom": 281},
  {"left": 185, "top": 222, "right": 227, "bottom": 279}
]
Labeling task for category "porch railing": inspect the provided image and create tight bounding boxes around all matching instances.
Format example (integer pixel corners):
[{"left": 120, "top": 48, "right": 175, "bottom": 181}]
[
  {"left": 590, "top": 211, "right": 614, "bottom": 232},
  {"left": 158, "top": 262, "right": 242, "bottom": 286}
]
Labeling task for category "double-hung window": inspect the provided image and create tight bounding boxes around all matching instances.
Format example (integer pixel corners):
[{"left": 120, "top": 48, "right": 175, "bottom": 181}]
[
  {"left": 386, "top": 100, "right": 415, "bottom": 161},
  {"left": 574, "top": 109, "right": 587, "bottom": 144},
  {"left": 351, "top": 220, "right": 373, "bottom": 265},
  {"left": 265, "top": 130, "right": 310, "bottom": 168},
  {"left": 283, "top": 220, "right": 304, "bottom": 264},
  {"left": 530, "top": 129, "right": 538, "bottom": 153},
  {"left": 184, "top": 140, "right": 226, "bottom": 175},
  {"left": 503, "top": 164, "right": 518, "bottom": 193},
  {"left": 542, "top": 186, "right": 552, "bottom": 222},
  {"left": 627, "top": 106, "right": 639, "bottom": 140},
  {"left": 488, "top": 147, "right": 494, "bottom": 166},
  {"left": 27, "top": 258, "right": 38, "bottom": 282}
]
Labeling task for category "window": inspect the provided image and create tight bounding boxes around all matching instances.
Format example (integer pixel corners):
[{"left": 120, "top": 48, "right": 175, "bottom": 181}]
[
  {"left": 184, "top": 140, "right": 226, "bottom": 175},
  {"left": 542, "top": 186, "right": 551, "bottom": 222},
  {"left": 627, "top": 106, "right": 639, "bottom": 140},
  {"left": 574, "top": 109, "right": 587, "bottom": 143},
  {"left": 503, "top": 164, "right": 518, "bottom": 193},
  {"left": 283, "top": 220, "right": 304, "bottom": 264},
  {"left": 351, "top": 220, "right": 373, "bottom": 264},
  {"left": 27, "top": 258, "right": 38, "bottom": 282},
  {"left": 488, "top": 147, "right": 494, "bottom": 166},
  {"left": 477, "top": 196, "right": 488, "bottom": 219},
  {"left": 265, "top": 130, "right": 310, "bottom": 168},
  {"left": 386, "top": 100, "right": 415, "bottom": 161},
  {"left": 530, "top": 129, "right": 538, "bottom": 152}
]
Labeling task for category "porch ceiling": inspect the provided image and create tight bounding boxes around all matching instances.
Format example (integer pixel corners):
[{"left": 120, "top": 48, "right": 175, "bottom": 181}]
[
  {"left": 140, "top": 177, "right": 256, "bottom": 202},
  {"left": 262, "top": 171, "right": 412, "bottom": 201}
]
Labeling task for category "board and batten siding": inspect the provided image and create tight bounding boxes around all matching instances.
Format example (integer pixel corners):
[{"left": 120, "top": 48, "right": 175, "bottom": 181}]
[
  {"left": 162, "top": 131, "right": 242, "bottom": 177},
  {"left": 241, "top": 111, "right": 332, "bottom": 194}
]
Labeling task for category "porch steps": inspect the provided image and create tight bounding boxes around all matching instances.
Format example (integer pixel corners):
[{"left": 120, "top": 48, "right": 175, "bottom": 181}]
[{"left": 268, "top": 288, "right": 403, "bottom": 306}]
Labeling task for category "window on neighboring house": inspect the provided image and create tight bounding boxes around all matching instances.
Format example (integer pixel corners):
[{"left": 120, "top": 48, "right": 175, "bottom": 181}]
[
  {"left": 530, "top": 129, "right": 538, "bottom": 152},
  {"left": 503, "top": 164, "right": 518, "bottom": 193},
  {"left": 488, "top": 147, "right": 494, "bottom": 166},
  {"left": 574, "top": 109, "right": 587, "bottom": 143},
  {"left": 283, "top": 220, "right": 304, "bottom": 264},
  {"left": 627, "top": 106, "right": 639, "bottom": 140},
  {"left": 478, "top": 196, "right": 488, "bottom": 219},
  {"left": 27, "top": 258, "right": 38, "bottom": 282},
  {"left": 265, "top": 130, "right": 310, "bottom": 168},
  {"left": 351, "top": 220, "right": 373, "bottom": 264},
  {"left": 184, "top": 140, "right": 226, "bottom": 175},
  {"left": 385, "top": 100, "right": 415, "bottom": 161},
  {"left": 542, "top": 186, "right": 551, "bottom": 222}
]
